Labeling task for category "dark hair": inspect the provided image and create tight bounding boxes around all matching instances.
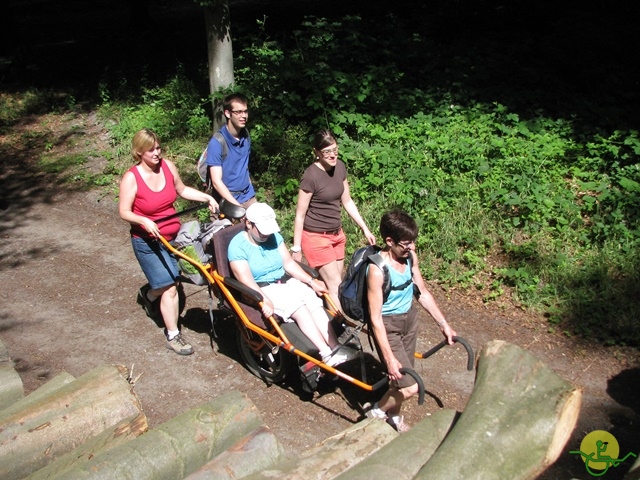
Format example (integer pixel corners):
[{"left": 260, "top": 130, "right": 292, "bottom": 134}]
[
  {"left": 380, "top": 210, "right": 418, "bottom": 242},
  {"left": 223, "top": 93, "right": 249, "bottom": 112},
  {"left": 312, "top": 129, "right": 337, "bottom": 150}
]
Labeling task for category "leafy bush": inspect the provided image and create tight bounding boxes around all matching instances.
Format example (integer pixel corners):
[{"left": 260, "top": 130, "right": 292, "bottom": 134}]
[{"left": 96, "top": 12, "right": 639, "bottom": 346}]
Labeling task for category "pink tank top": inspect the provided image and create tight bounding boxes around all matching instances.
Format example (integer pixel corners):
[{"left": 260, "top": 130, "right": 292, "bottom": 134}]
[{"left": 129, "top": 159, "right": 180, "bottom": 240}]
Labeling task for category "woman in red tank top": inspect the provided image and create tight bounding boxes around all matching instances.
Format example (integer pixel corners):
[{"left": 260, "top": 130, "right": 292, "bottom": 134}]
[{"left": 119, "top": 129, "right": 218, "bottom": 356}]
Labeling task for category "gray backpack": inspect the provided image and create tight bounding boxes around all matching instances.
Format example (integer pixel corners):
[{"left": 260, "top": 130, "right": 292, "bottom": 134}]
[
  {"left": 174, "top": 219, "right": 231, "bottom": 285},
  {"left": 197, "top": 132, "right": 227, "bottom": 190}
]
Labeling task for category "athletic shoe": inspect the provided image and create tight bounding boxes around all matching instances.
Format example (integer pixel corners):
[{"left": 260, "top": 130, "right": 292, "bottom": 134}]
[
  {"left": 166, "top": 333, "right": 194, "bottom": 356},
  {"left": 362, "top": 402, "right": 387, "bottom": 419},
  {"left": 137, "top": 284, "right": 160, "bottom": 320},
  {"left": 325, "top": 351, "right": 349, "bottom": 367},
  {"left": 389, "top": 415, "right": 411, "bottom": 433}
]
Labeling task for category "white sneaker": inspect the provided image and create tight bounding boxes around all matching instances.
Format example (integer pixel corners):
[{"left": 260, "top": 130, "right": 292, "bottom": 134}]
[
  {"left": 323, "top": 345, "right": 359, "bottom": 367},
  {"left": 325, "top": 351, "right": 349, "bottom": 367},
  {"left": 363, "top": 402, "right": 387, "bottom": 419},
  {"left": 389, "top": 415, "right": 410, "bottom": 433}
]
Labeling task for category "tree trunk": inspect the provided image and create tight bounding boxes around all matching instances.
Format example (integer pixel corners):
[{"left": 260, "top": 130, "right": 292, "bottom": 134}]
[
  {"left": 52, "top": 390, "right": 264, "bottom": 480},
  {"left": 204, "top": 0, "right": 235, "bottom": 131},
  {"left": 184, "top": 425, "right": 285, "bottom": 480},
  {"left": 334, "top": 409, "right": 459, "bottom": 480},
  {"left": 0, "top": 339, "right": 23, "bottom": 410},
  {"left": 244, "top": 418, "right": 398, "bottom": 480},
  {"left": 624, "top": 454, "right": 640, "bottom": 480},
  {"left": 0, "top": 372, "right": 75, "bottom": 417},
  {"left": 414, "top": 340, "right": 581, "bottom": 480},
  {"left": 0, "top": 364, "right": 144, "bottom": 480},
  {"left": 26, "top": 414, "right": 147, "bottom": 480}
]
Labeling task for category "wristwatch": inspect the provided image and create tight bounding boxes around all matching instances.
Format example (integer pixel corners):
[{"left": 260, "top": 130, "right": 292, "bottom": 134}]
[{"left": 290, "top": 246, "right": 301, "bottom": 253}]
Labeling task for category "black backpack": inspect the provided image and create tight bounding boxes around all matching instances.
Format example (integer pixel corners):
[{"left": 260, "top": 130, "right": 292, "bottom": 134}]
[{"left": 338, "top": 245, "right": 413, "bottom": 322}]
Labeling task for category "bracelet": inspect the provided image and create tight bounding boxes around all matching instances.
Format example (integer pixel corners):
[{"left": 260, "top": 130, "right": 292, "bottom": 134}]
[
  {"left": 290, "top": 245, "right": 301, "bottom": 253},
  {"left": 307, "top": 277, "right": 314, "bottom": 286},
  {"left": 437, "top": 319, "right": 447, "bottom": 327}
]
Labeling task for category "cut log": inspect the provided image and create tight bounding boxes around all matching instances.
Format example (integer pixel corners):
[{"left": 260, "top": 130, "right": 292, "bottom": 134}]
[
  {"left": 184, "top": 425, "right": 285, "bottom": 480},
  {"left": 414, "top": 340, "right": 581, "bottom": 480},
  {"left": 0, "top": 339, "right": 24, "bottom": 410},
  {"left": 0, "top": 371, "right": 75, "bottom": 418},
  {"left": 243, "top": 417, "right": 398, "bottom": 480},
  {"left": 0, "top": 365, "right": 23, "bottom": 411},
  {"left": 0, "top": 364, "right": 144, "bottom": 480},
  {"left": 334, "top": 409, "right": 459, "bottom": 480},
  {"left": 26, "top": 413, "right": 148, "bottom": 480},
  {"left": 49, "top": 390, "right": 264, "bottom": 480},
  {"left": 624, "top": 453, "right": 640, "bottom": 480}
]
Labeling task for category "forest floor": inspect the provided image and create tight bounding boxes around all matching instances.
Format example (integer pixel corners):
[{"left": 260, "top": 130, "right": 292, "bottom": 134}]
[{"left": 1, "top": 110, "right": 639, "bottom": 479}]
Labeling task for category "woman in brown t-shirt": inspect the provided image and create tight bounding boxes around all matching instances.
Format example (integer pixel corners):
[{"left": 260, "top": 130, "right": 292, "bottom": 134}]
[{"left": 292, "top": 130, "right": 375, "bottom": 310}]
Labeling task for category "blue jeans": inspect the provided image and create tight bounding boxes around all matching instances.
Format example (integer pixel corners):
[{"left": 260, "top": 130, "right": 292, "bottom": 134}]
[{"left": 131, "top": 236, "right": 179, "bottom": 290}]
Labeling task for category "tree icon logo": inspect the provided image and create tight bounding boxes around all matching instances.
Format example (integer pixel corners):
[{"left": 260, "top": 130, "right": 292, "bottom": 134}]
[{"left": 570, "top": 430, "right": 636, "bottom": 477}]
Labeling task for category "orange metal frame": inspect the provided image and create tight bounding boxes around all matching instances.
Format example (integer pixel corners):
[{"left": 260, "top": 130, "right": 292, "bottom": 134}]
[{"left": 158, "top": 235, "right": 383, "bottom": 392}]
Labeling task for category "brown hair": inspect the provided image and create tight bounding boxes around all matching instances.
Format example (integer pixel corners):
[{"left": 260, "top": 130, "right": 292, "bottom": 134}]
[
  {"left": 380, "top": 210, "right": 418, "bottom": 243},
  {"left": 223, "top": 93, "right": 249, "bottom": 112},
  {"left": 312, "top": 129, "right": 337, "bottom": 151}
]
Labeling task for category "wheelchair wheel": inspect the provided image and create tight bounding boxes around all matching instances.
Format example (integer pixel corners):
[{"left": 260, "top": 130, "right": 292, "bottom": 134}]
[{"left": 236, "top": 323, "right": 293, "bottom": 384}]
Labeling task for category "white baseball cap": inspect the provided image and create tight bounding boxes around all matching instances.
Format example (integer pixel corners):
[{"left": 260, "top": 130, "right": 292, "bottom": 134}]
[{"left": 246, "top": 203, "right": 280, "bottom": 235}]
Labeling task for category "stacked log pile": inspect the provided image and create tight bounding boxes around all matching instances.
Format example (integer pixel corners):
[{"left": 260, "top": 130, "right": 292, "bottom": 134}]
[{"left": 2, "top": 338, "right": 629, "bottom": 480}]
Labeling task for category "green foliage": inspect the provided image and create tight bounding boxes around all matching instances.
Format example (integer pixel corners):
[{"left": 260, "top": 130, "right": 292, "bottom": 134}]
[
  {"left": 88, "top": 12, "right": 640, "bottom": 346},
  {"left": 99, "top": 67, "right": 211, "bottom": 168}
]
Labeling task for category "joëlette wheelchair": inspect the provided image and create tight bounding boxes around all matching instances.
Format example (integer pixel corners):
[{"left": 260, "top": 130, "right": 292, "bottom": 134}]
[{"left": 158, "top": 201, "right": 474, "bottom": 403}]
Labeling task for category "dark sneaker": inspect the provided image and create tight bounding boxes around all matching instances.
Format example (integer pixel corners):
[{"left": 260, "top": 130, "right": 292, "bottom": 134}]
[
  {"left": 137, "top": 284, "right": 160, "bottom": 320},
  {"left": 166, "top": 333, "right": 194, "bottom": 356}
]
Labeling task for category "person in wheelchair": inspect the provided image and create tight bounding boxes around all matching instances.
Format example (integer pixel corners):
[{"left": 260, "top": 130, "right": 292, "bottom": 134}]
[
  {"left": 228, "top": 202, "right": 352, "bottom": 366},
  {"left": 365, "top": 210, "right": 457, "bottom": 432}
]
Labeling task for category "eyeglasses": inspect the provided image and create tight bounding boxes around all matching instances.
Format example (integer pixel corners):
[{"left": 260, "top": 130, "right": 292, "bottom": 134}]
[
  {"left": 319, "top": 146, "right": 338, "bottom": 157},
  {"left": 230, "top": 109, "right": 249, "bottom": 116},
  {"left": 396, "top": 240, "right": 415, "bottom": 249}
]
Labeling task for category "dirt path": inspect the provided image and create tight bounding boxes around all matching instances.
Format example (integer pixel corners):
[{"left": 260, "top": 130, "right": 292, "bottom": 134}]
[{"left": 1, "top": 112, "right": 638, "bottom": 479}]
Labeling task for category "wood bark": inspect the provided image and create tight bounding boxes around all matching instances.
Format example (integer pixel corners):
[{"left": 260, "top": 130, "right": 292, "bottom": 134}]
[
  {"left": 414, "top": 340, "right": 581, "bottom": 480},
  {"left": 204, "top": 0, "right": 235, "bottom": 131},
  {"left": 624, "top": 453, "right": 640, "bottom": 480},
  {"left": 184, "top": 425, "right": 285, "bottom": 480},
  {"left": 26, "top": 413, "right": 147, "bottom": 480},
  {"left": 51, "top": 390, "right": 264, "bottom": 480},
  {"left": 243, "top": 418, "right": 398, "bottom": 480},
  {"left": 0, "top": 364, "right": 144, "bottom": 480},
  {"left": 0, "top": 372, "right": 75, "bottom": 417},
  {"left": 0, "top": 339, "right": 23, "bottom": 410},
  {"left": 334, "top": 409, "right": 459, "bottom": 480}
]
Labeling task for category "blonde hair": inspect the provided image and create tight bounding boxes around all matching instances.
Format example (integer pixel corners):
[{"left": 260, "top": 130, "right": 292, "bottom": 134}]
[{"left": 131, "top": 128, "right": 160, "bottom": 163}]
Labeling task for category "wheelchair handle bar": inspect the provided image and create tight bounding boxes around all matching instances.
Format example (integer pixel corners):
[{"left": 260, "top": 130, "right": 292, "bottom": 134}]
[
  {"left": 154, "top": 202, "right": 210, "bottom": 224},
  {"left": 154, "top": 199, "right": 246, "bottom": 225},
  {"left": 417, "top": 336, "right": 474, "bottom": 371},
  {"left": 370, "top": 367, "right": 425, "bottom": 405}
]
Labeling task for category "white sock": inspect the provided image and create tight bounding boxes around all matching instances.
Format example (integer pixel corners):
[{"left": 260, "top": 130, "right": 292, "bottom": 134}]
[
  {"left": 167, "top": 329, "right": 179, "bottom": 340},
  {"left": 147, "top": 291, "right": 158, "bottom": 302},
  {"left": 320, "top": 348, "right": 332, "bottom": 362},
  {"left": 391, "top": 415, "right": 402, "bottom": 425}
]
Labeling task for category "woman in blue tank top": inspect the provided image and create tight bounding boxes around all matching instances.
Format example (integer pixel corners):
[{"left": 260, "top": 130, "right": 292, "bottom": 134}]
[{"left": 365, "top": 210, "right": 457, "bottom": 432}]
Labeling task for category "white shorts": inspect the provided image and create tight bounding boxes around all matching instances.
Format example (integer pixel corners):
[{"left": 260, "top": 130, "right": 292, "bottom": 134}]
[{"left": 261, "top": 278, "right": 323, "bottom": 322}]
